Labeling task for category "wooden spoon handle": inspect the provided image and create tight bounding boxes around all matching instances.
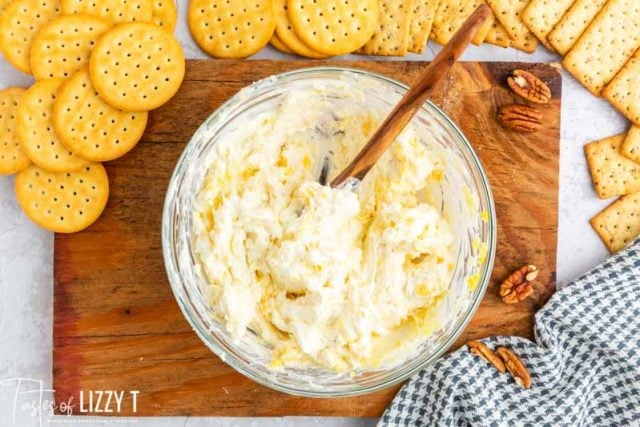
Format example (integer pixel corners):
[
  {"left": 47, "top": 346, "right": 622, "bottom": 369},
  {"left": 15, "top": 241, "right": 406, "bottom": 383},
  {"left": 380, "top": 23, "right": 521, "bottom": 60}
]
[{"left": 330, "top": 4, "right": 492, "bottom": 188}]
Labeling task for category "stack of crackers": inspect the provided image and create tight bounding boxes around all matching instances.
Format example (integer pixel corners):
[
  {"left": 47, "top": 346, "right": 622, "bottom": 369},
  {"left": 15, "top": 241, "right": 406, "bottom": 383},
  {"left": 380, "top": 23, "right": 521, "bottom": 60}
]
[
  {"left": 187, "top": 0, "right": 539, "bottom": 60},
  {"left": 515, "top": 0, "right": 640, "bottom": 253},
  {"left": 188, "top": 0, "right": 383, "bottom": 58},
  {"left": 186, "top": 0, "right": 640, "bottom": 121},
  {"left": 520, "top": 0, "right": 640, "bottom": 127},
  {"left": 586, "top": 129, "right": 640, "bottom": 252},
  {"left": 0, "top": 0, "right": 185, "bottom": 233}
]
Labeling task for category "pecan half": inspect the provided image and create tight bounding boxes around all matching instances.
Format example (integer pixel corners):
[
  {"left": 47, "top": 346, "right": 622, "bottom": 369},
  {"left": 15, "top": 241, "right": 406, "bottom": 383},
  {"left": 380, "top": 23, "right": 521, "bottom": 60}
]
[
  {"left": 468, "top": 340, "right": 506, "bottom": 373},
  {"left": 499, "top": 265, "right": 538, "bottom": 304},
  {"left": 496, "top": 347, "right": 532, "bottom": 388},
  {"left": 507, "top": 69, "right": 551, "bottom": 104},
  {"left": 497, "top": 104, "right": 542, "bottom": 133}
]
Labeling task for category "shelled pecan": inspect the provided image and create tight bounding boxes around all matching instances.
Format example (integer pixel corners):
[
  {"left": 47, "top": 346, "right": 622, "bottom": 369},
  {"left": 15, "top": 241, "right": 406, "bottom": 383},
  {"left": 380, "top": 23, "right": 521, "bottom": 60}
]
[
  {"left": 507, "top": 69, "right": 551, "bottom": 104},
  {"left": 497, "top": 347, "right": 532, "bottom": 388},
  {"left": 499, "top": 265, "right": 538, "bottom": 304},
  {"left": 497, "top": 104, "right": 542, "bottom": 133},
  {"left": 468, "top": 340, "right": 506, "bottom": 373}
]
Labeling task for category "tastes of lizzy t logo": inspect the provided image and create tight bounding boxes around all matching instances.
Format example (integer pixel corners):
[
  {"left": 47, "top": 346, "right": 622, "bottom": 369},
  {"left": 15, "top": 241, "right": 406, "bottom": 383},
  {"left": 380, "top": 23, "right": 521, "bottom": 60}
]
[{"left": 0, "top": 377, "right": 139, "bottom": 425}]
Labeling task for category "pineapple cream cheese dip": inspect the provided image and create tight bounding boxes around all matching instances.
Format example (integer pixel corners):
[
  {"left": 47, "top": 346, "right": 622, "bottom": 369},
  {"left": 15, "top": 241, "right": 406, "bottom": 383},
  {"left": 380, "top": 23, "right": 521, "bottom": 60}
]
[{"left": 193, "top": 84, "right": 454, "bottom": 372}]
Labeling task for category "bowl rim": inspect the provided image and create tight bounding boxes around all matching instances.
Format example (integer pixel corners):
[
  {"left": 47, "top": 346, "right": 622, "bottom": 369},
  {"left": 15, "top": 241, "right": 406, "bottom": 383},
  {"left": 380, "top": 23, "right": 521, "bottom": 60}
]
[{"left": 162, "top": 65, "right": 498, "bottom": 397}]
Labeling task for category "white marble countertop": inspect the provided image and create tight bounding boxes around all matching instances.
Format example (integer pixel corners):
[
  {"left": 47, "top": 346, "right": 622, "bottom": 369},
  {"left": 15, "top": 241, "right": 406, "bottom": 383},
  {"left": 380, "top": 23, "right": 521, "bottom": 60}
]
[{"left": 0, "top": 2, "right": 627, "bottom": 426}]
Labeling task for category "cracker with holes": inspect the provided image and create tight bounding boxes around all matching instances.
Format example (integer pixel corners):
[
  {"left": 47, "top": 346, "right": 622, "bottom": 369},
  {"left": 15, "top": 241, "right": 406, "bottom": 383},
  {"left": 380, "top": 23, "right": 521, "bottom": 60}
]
[
  {"left": 585, "top": 134, "right": 640, "bottom": 200},
  {"left": 472, "top": 9, "right": 495, "bottom": 46},
  {"left": 288, "top": 0, "right": 379, "bottom": 56},
  {"left": 15, "top": 163, "right": 109, "bottom": 233},
  {"left": 547, "top": 0, "right": 607, "bottom": 55},
  {"left": 188, "top": 0, "right": 276, "bottom": 59},
  {"left": 602, "top": 49, "right": 640, "bottom": 126},
  {"left": 591, "top": 191, "right": 640, "bottom": 253},
  {"left": 61, "top": 0, "right": 152, "bottom": 23},
  {"left": 16, "top": 79, "right": 88, "bottom": 173},
  {"left": 430, "top": 0, "right": 453, "bottom": 43},
  {"left": 89, "top": 22, "right": 185, "bottom": 111},
  {"left": 408, "top": 0, "right": 440, "bottom": 53},
  {"left": 53, "top": 68, "right": 148, "bottom": 162},
  {"left": 30, "top": 14, "right": 112, "bottom": 81},
  {"left": 431, "top": 0, "right": 493, "bottom": 46},
  {"left": 520, "top": 0, "right": 574, "bottom": 51},
  {"left": 358, "top": 0, "right": 415, "bottom": 56},
  {"left": 0, "top": 0, "right": 12, "bottom": 13},
  {"left": 486, "top": 0, "right": 538, "bottom": 53},
  {"left": 274, "top": 0, "right": 327, "bottom": 59},
  {"left": 0, "top": 0, "right": 61, "bottom": 74},
  {"left": 622, "top": 126, "right": 640, "bottom": 164},
  {"left": 484, "top": 19, "right": 511, "bottom": 48},
  {"left": 563, "top": 0, "right": 640, "bottom": 96},
  {"left": 152, "top": 0, "right": 177, "bottom": 33},
  {"left": 0, "top": 88, "right": 31, "bottom": 175}
]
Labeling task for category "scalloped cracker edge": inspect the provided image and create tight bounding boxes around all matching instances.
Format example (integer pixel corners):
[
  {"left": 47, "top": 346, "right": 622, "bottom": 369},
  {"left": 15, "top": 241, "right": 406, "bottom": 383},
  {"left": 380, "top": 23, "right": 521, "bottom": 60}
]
[
  {"left": 188, "top": 0, "right": 276, "bottom": 59},
  {"left": 15, "top": 163, "right": 109, "bottom": 233}
]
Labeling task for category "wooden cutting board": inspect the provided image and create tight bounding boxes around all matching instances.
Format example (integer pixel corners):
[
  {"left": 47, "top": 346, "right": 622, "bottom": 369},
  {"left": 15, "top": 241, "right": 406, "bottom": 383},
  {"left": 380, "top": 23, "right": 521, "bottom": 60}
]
[{"left": 53, "top": 60, "right": 560, "bottom": 417}]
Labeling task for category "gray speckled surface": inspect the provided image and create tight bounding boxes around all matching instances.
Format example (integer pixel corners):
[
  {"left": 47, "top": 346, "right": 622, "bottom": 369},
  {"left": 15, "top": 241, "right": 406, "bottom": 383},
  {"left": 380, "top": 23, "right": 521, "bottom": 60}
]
[{"left": 0, "top": 2, "right": 624, "bottom": 426}]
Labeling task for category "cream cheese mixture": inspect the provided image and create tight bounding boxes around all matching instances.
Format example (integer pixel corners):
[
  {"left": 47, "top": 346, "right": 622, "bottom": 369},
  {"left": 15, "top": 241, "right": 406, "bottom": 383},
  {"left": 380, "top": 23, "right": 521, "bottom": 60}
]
[{"left": 193, "top": 85, "right": 454, "bottom": 372}]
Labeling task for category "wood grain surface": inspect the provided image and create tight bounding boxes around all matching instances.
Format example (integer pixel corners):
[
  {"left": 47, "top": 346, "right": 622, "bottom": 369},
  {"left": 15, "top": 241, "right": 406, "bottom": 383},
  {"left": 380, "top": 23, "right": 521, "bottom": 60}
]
[{"left": 53, "top": 60, "right": 561, "bottom": 417}]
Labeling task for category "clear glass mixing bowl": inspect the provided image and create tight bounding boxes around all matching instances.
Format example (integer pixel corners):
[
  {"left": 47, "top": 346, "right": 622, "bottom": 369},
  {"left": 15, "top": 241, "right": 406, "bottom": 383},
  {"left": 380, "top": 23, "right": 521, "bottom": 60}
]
[{"left": 162, "top": 67, "right": 496, "bottom": 397}]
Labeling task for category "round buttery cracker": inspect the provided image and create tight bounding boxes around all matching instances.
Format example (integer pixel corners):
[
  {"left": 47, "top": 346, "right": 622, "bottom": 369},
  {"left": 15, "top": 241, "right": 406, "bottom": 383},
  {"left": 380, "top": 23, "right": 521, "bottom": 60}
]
[
  {"left": 16, "top": 79, "right": 88, "bottom": 172},
  {"left": 17, "top": 79, "right": 88, "bottom": 173},
  {"left": 0, "top": 0, "right": 61, "bottom": 73},
  {"left": 89, "top": 22, "right": 185, "bottom": 111},
  {"left": 15, "top": 163, "right": 109, "bottom": 233},
  {"left": 30, "top": 14, "right": 112, "bottom": 81},
  {"left": 287, "top": 0, "right": 379, "bottom": 56},
  {"left": 0, "top": 88, "right": 31, "bottom": 175},
  {"left": 60, "top": 0, "right": 153, "bottom": 24},
  {"left": 274, "top": 0, "right": 328, "bottom": 59},
  {"left": 188, "top": 0, "right": 276, "bottom": 59},
  {"left": 53, "top": 68, "right": 148, "bottom": 162},
  {"left": 152, "top": 0, "right": 177, "bottom": 32},
  {"left": 270, "top": 33, "right": 293, "bottom": 54}
]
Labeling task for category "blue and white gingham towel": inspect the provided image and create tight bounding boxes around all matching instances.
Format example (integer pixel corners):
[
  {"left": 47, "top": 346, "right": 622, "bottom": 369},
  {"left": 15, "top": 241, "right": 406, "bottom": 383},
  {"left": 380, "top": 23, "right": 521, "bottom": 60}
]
[{"left": 380, "top": 240, "right": 640, "bottom": 426}]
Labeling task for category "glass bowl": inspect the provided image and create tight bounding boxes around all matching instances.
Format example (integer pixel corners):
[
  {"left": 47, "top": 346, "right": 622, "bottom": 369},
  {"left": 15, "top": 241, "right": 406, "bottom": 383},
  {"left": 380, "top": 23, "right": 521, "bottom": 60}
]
[{"left": 162, "top": 67, "right": 496, "bottom": 397}]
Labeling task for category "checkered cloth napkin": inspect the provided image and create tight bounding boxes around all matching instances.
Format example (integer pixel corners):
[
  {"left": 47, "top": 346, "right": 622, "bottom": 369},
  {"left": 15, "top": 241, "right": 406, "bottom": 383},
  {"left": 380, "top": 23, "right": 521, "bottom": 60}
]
[{"left": 380, "top": 239, "right": 640, "bottom": 426}]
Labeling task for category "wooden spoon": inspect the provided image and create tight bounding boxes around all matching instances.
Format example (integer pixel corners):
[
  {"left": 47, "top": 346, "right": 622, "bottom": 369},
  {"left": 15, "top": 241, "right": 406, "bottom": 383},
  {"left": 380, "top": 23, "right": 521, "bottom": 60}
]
[{"left": 330, "top": 5, "right": 491, "bottom": 188}]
